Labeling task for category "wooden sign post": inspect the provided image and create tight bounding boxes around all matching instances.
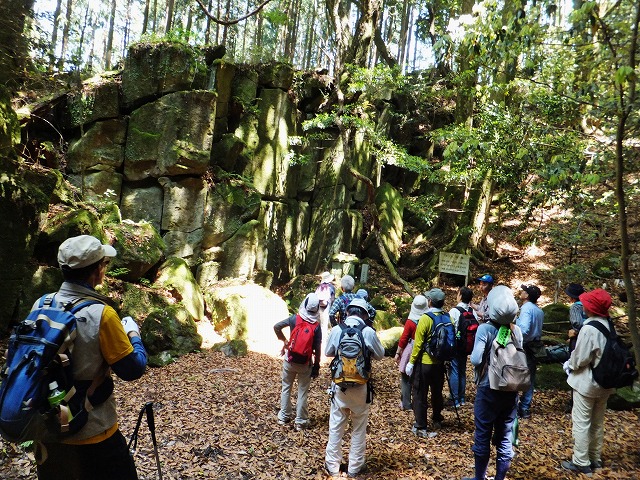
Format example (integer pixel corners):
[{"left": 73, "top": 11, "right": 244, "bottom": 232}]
[{"left": 438, "top": 251, "right": 471, "bottom": 285}]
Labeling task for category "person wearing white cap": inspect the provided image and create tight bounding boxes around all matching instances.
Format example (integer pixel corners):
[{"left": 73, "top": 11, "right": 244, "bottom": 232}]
[
  {"left": 395, "top": 295, "right": 428, "bottom": 410},
  {"left": 463, "top": 285, "right": 522, "bottom": 480},
  {"left": 324, "top": 298, "right": 384, "bottom": 478},
  {"left": 273, "top": 293, "right": 322, "bottom": 431},
  {"left": 36, "top": 235, "right": 147, "bottom": 480}
]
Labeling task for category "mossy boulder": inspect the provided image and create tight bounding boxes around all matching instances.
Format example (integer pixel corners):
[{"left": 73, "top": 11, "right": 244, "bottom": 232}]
[
  {"left": 34, "top": 207, "right": 105, "bottom": 267},
  {"left": 378, "top": 326, "right": 403, "bottom": 356},
  {"left": 0, "top": 87, "right": 20, "bottom": 153},
  {"left": 17, "top": 265, "right": 64, "bottom": 325},
  {"left": 218, "top": 219, "right": 261, "bottom": 280},
  {"left": 542, "top": 303, "right": 570, "bottom": 334},
  {"left": 206, "top": 282, "right": 289, "bottom": 355},
  {"left": 141, "top": 303, "right": 203, "bottom": 367},
  {"left": 155, "top": 257, "right": 206, "bottom": 321},
  {"left": 212, "top": 339, "right": 248, "bottom": 357},
  {"left": 108, "top": 220, "right": 165, "bottom": 282},
  {"left": 118, "top": 281, "right": 174, "bottom": 321},
  {"left": 124, "top": 91, "right": 217, "bottom": 181},
  {"left": 258, "top": 62, "right": 294, "bottom": 90},
  {"left": 122, "top": 42, "right": 203, "bottom": 108},
  {"left": 63, "top": 77, "right": 120, "bottom": 129},
  {"left": 374, "top": 182, "right": 403, "bottom": 263},
  {"left": 372, "top": 310, "right": 401, "bottom": 331},
  {"left": 607, "top": 385, "right": 640, "bottom": 411},
  {"left": 66, "top": 119, "right": 126, "bottom": 173}
]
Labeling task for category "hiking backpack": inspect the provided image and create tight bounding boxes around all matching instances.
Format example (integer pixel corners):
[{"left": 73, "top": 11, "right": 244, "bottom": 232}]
[
  {"left": 315, "top": 283, "right": 334, "bottom": 308},
  {"left": 487, "top": 324, "right": 531, "bottom": 392},
  {"left": 455, "top": 306, "right": 479, "bottom": 356},
  {"left": 426, "top": 312, "right": 456, "bottom": 362},
  {"left": 286, "top": 314, "right": 317, "bottom": 364},
  {"left": 0, "top": 293, "right": 105, "bottom": 442},
  {"left": 330, "top": 322, "right": 371, "bottom": 387},
  {"left": 587, "top": 320, "right": 638, "bottom": 389}
]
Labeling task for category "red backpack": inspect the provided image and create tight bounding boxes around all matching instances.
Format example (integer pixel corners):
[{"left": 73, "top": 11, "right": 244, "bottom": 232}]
[
  {"left": 287, "top": 315, "right": 318, "bottom": 364},
  {"left": 456, "top": 306, "right": 479, "bottom": 355}
]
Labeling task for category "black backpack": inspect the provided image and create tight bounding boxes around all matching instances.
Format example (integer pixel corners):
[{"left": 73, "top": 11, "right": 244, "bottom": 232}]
[
  {"left": 426, "top": 312, "right": 456, "bottom": 362},
  {"left": 455, "top": 306, "right": 479, "bottom": 356},
  {"left": 587, "top": 319, "right": 638, "bottom": 389}
]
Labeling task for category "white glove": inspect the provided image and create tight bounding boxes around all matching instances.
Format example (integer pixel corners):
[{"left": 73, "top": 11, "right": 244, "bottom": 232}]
[
  {"left": 405, "top": 362, "right": 414, "bottom": 377},
  {"left": 121, "top": 316, "right": 140, "bottom": 336},
  {"left": 562, "top": 360, "right": 572, "bottom": 376}
]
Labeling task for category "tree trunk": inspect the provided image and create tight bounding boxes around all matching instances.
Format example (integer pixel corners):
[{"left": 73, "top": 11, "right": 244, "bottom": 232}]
[
  {"left": 49, "top": 0, "right": 63, "bottom": 71},
  {"left": 56, "top": 0, "right": 73, "bottom": 71},
  {"left": 105, "top": 0, "right": 117, "bottom": 70},
  {"left": 614, "top": 0, "right": 640, "bottom": 378},
  {"left": 166, "top": 0, "right": 175, "bottom": 33},
  {"left": 142, "top": 0, "right": 150, "bottom": 34}
]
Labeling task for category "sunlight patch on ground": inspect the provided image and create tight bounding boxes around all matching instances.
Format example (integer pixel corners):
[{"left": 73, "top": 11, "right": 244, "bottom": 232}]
[{"left": 196, "top": 320, "right": 225, "bottom": 350}]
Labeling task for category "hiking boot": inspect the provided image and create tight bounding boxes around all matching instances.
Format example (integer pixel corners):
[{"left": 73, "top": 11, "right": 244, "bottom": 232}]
[
  {"left": 325, "top": 463, "right": 340, "bottom": 478},
  {"left": 277, "top": 418, "right": 291, "bottom": 425},
  {"left": 561, "top": 460, "right": 592, "bottom": 476},
  {"left": 518, "top": 409, "right": 531, "bottom": 419},
  {"left": 432, "top": 420, "right": 443, "bottom": 430},
  {"left": 411, "top": 426, "right": 430, "bottom": 438},
  {"left": 590, "top": 460, "right": 603, "bottom": 470}
]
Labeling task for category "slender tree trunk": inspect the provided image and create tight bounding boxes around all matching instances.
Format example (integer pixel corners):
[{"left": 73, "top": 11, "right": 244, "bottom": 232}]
[
  {"left": 185, "top": 7, "right": 193, "bottom": 42},
  {"left": 151, "top": 0, "right": 157, "bottom": 33},
  {"left": 105, "top": 0, "right": 117, "bottom": 70},
  {"left": 56, "top": 0, "right": 73, "bottom": 71},
  {"left": 204, "top": 0, "right": 213, "bottom": 43},
  {"left": 142, "top": 0, "right": 150, "bottom": 34},
  {"left": 303, "top": 0, "right": 317, "bottom": 69},
  {"left": 166, "top": 0, "right": 175, "bottom": 32},
  {"left": 396, "top": 0, "right": 410, "bottom": 65},
  {"left": 123, "top": 0, "right": 132, "bottom": 57},
  {"left": 614, "top": 0, "right": 640, "bottom": 375},
  {"left": 49, "top": 0, "right": 63, "bottom": 71},
  {"left": 75, "top": 7, "right": 91, "bottom": 71}
]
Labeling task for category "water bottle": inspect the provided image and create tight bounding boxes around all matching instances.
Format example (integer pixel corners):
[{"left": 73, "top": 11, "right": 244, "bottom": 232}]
[{"left": 47, "top": 381, "right": 66, "bottom": 408}]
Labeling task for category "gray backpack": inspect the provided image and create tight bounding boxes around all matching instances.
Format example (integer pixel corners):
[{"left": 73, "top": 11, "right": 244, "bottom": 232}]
[{"left": 488, "top": 324, "right": 531, "bottom": 392}]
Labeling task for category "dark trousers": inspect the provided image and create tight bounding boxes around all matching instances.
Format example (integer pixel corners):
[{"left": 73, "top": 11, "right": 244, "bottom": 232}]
[
  {"left": 411, "top": 362, "right": 445, "bottom": 430},
  {"left": 37, "top": 429, "right": 138, "bottom": 480}
]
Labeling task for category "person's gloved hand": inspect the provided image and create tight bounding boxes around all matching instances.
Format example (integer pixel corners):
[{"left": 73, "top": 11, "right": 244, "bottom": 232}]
[
  {"left": 562, "top": 360, "right": 572, "bottom": 375},
  {"left": 121, "top": 316, "right": 140, "bottom": 336},
  {"left": 311, "top": 364, "right": 320, "bottom": 379},
  {"left": 405, "top": 362, "right": 414, "bottom": 377}
]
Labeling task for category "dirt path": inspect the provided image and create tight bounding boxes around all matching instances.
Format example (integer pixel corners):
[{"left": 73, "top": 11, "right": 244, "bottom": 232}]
[{"left": 2, "top": 348, "right": 639, "bottom": 480}]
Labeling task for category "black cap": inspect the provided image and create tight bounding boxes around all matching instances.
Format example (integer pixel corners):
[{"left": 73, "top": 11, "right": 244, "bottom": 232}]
[{"left": 521, "top": 284, "right": 541, "bottom": 303}]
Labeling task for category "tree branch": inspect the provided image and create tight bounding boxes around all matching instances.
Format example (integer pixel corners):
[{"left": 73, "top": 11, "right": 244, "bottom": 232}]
[{"left": 194, "top": 0, "right": 274, "bottom": 26}]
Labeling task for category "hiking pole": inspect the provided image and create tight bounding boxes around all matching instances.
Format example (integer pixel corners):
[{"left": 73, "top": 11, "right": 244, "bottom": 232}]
[
  {"left": 443, "top": 363, "right": 462, "bottom": 426},
  {"left": 129, "top": 402, "right": 163, "bottom": 480}
]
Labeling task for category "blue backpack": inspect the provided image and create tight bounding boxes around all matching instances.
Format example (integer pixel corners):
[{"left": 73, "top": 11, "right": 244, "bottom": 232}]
[
  {"left": 0, "top": 293, "right": 107, "bottom": 442},
  {"left": 426, "top": 312, "right": 456, "bottom": 362}
]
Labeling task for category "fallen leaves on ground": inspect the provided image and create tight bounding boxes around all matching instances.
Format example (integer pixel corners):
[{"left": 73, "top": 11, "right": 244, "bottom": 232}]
[{"left": 1, "top": 350, "right": 639, "bottom": 479}]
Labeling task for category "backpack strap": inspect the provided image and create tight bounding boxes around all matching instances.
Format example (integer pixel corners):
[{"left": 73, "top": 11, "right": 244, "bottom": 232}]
[{"left": 586, "top": 319, "right": 613, "bottom": 337}]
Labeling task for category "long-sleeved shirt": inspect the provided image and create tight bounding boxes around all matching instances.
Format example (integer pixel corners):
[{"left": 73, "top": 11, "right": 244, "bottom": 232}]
[
  {"left": 515, "top": 301, "right": 544, "bottom": 343},
  {"left": 328, "top": 292, "right": 358, "bottom": 325},
  {"left": 325, "top": 316, "right": 384, "bottom": 361},
  {"left": 566, "top": 316, "right": 616, "bottom": 398},
  {"left": 398, "top": 319, "right": 418, "bottom": 350},
  {"left": 274, "top": 313, "right": 322, "bottom": 366},
  {"left": 410, "top": 308, "right": 447, "bottom": 365},
  {"left": 569, "top": 301, "right": 586, "bottom": 330}
]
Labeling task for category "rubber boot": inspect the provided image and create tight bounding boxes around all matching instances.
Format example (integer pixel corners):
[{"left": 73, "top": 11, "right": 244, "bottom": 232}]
[
  {"left": 495, "top": 459, "right": 511, "bottom": 480},
  {"left": 475, "top": 454, "right": 490, "bottom": 480}
]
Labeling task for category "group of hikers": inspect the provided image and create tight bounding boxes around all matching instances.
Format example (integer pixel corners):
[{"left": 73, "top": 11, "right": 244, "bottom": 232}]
[
  {"left": 274, "top": 272, "right": 622, "bottom": 479},
  {"left": 0, "top": 233, "right": 625, "bottom": 480}
]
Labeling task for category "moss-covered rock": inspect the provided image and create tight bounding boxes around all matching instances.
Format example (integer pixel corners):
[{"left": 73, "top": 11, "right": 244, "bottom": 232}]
[
  {"left": 66, "top": 119, "right": 126, "bottom": 173},
  {"left": 124, "top": 91, "right": 217, "bottom": 181},
  {"left": 0, "top": 86, "right": 19, "bottom": 154},
  {"left": 118, "top": 281, "right": 175, "bottom": 322},
  {"left": 542, "top": 303, "right": 570, "bottom": 334},
  {"left": 108, "top": 220, "right": 165, "bottom": 282},
  {"left": 63, "top": 77, "right": 120, "bottom": 129},
  {"left": 34, "top": 207, "right": 105, "bottom": 267},
  {"left": 375, "top": 182, "right": 403, "bottom": 263},
  {"left": 141, "top": 303, "right": 203, "bottom": 367},
  {"left": 607, "top": 385, "right": 640, "bottom": 411},
  {"left": 378, "top": 326, "right": 403, "bottom": 356},
  {"left": 212, "top": 339, "right": 248, "bottom": 357},
  {"left": 218, "top": 220, "right": 261, "bottom": 280},
  {"left": 122, "top": 42, "right": 203, "bottom": 108},
  {"left": 155, "top": 257, "right": 206, "bottom": 321},
  {"left": 258, "top": 62, "right": 294, "bottom": 90},
  {"left": 202, "top": 177, "right": 261, "bottom": 248},
  {"left": 372, "top": 310, "right": 401, "bottom": 331}
]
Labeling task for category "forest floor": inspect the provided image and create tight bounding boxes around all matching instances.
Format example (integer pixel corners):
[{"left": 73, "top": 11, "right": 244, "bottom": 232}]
[
  {"left": 1, "top": 348, "right": 639, "bottom": 480},
  {"left": 1, "top": 196, "right": 639, "bottom": 479}
]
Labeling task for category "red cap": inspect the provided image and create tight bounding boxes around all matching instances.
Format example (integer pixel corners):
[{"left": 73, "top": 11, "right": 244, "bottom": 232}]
[{"left": 579, "top": 289, "right": 612, "bottom": 318}]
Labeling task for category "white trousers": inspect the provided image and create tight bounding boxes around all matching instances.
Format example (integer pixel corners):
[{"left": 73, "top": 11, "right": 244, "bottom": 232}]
[
  {"left": 571, "top": 390, "right": 609, "bottom": 467},
  {"left": 325, "top": 383, "right": 369, "bottom": 475},
  {"left": 278, "top": 360, "right": 312, "bottom": 425}
]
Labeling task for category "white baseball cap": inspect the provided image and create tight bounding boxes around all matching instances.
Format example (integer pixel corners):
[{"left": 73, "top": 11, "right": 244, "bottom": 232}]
[{"left": 58, "top": 235, "right": 117, "bottom": 269}]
